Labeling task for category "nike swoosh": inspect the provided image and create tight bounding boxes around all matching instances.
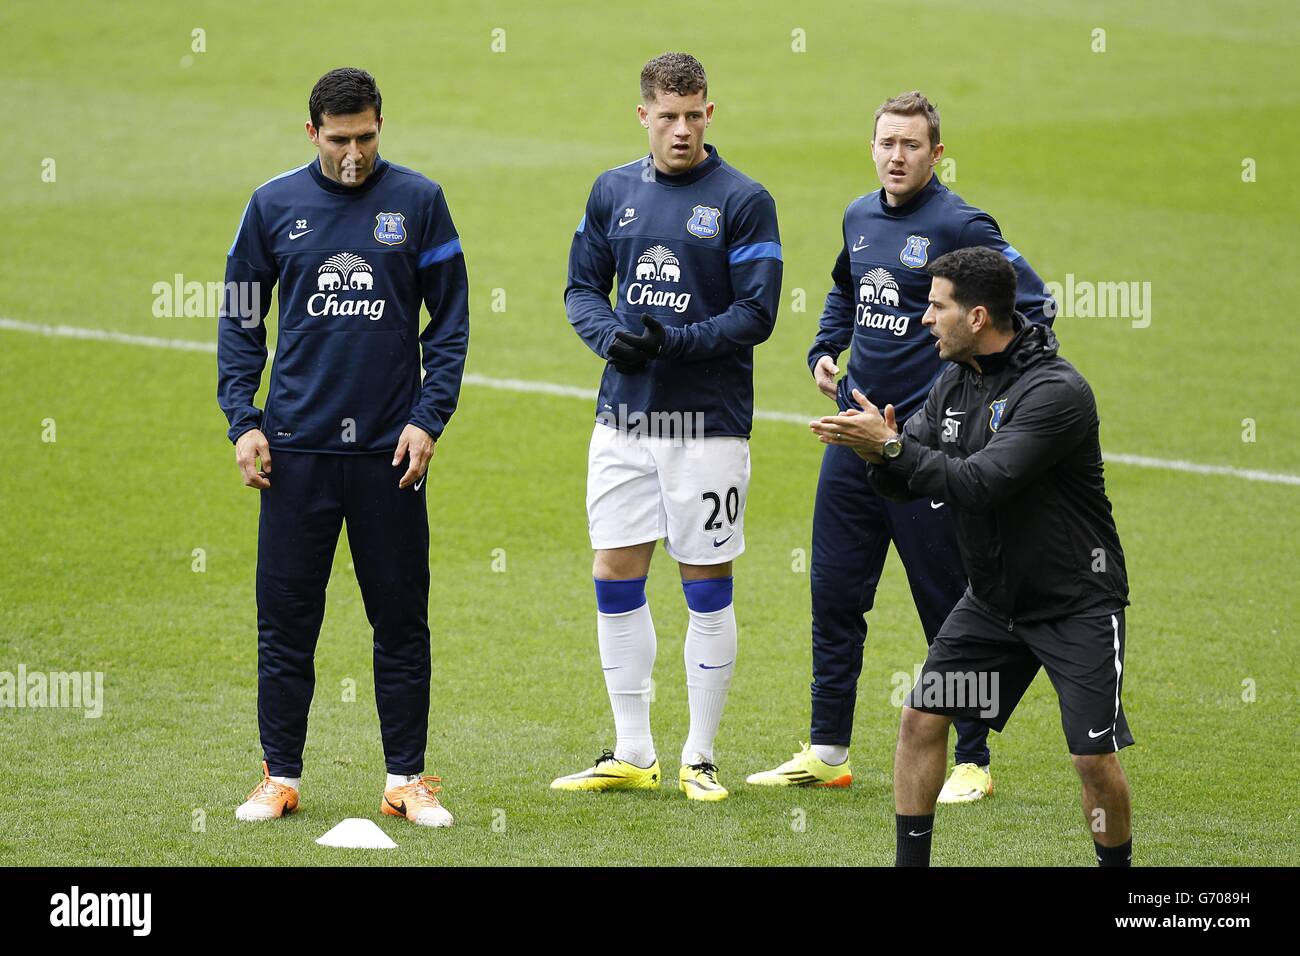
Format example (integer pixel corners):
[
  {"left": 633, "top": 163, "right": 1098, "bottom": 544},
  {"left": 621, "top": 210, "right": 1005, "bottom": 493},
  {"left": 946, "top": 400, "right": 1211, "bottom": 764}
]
[
  {"left": 699, "top": 660, "right": 734, "bottom": 670},
  {"left": 288, "top": 229, "right": 313, "bottom": 239},
  {"left": 1087, "top": 727, "right": 1112, "bottom": 738},
  {"left": 385, "top": 797, "right": 407, "bottom": 815},
  {"left": 618, "top": 217, "right": 637, "bottom": 227},
  {"left": 930, "top": 501, "right": 944, "bottom": 510},
  {"left": 413, "top": 475, "right": 426, "bottom": 491},
  {"left": 712, "top": 534, "right": 734, "bottom": 547},
  {"left": 852, "top": 239, "right": 869, "bottom": 252},
  {"left": 601, "top": 666, "right": 620, "bottom": 671},
  {"left": 908, "top": 829, "right": 932, "bottom": 837},
  {"left": 945, "top": 407, "right": 966, "bottom": 417}
]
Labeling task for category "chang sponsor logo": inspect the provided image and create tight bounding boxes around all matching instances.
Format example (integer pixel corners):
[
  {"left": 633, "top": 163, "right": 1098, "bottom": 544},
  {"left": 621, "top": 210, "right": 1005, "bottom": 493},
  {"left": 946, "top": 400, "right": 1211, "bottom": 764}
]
[
  {"left": 626, "top": 244, "right": 692, "bottom": 314},
  {"left": 855, "top": 267, "right": 909, "bottom": 336},
  {"left": 308, "top": 253, "right": 386, "bottom": 320}
]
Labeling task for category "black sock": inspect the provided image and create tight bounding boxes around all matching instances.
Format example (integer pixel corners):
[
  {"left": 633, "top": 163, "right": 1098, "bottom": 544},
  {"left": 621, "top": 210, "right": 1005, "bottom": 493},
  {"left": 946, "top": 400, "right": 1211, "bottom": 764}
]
[
  {"left": 896, "top": 814, "right": 934, "bottom": 867},
  {"left": 1094, "top": 837, "right": 1132, "bottom": 867}
]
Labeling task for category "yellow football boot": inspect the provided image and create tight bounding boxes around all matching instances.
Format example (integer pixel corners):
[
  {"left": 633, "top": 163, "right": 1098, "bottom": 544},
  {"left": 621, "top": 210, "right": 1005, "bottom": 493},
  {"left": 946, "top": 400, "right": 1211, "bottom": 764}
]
[
  {"left": 745, "top": 743, "right": 853, "bottom": 788},
  {"left": 937, "top": 762, "right": 993, "bottom": 803},
  {"left": 679, "top": 761, "right": 728, "bottom": 801},
  {"left": 550, "top": 750, "right": 661, "bottom": 792}
]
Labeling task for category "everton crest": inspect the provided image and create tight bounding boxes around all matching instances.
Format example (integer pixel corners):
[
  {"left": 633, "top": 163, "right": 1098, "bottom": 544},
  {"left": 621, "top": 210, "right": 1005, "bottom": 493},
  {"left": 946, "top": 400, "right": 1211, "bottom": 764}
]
[
  {"left": 988, "top": 397, "right": 1008, "bottom": 432},
  {"left": 899, "top": 234, "right": 930, "bottom": 269},
  {"left": 374, "top": 212, "right": 407, "bottom": 246},
  {"left": 686, "top": 205, "right": 721, "bottom": 239}
]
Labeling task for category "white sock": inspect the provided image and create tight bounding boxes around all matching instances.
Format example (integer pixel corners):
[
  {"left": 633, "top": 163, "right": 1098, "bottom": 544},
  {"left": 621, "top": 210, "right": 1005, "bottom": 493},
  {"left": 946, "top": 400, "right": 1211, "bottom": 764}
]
[
  {"left": 598, "top": 602, "right": 657, "bottom": 768},
  {"left": 681, "top": 603, "right": 736, "bottom": 766},
  {"left": 812, "top": 744, "right": 849, "bottom": 766},
  {"left": 386, "top": 773, "right": 419, "bottom": 789},
  {"left": 270, "top": 775, "right": 300, "bottom": 791}
]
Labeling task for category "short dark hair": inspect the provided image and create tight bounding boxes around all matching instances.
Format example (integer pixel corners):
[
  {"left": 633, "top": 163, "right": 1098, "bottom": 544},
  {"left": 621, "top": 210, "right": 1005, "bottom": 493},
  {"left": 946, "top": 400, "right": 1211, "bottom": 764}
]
[
  {"left": 640, "top": 52, "right": 708, "bottom": 102},
  {"left": 873, "top": 90, "right": 941, "bottom": 149},
  {"left": 927, "top": 246, "right": 1017, "bottom": 330},
  {"left": 309, "top": 67, "right": 382, "bottom": 128}
]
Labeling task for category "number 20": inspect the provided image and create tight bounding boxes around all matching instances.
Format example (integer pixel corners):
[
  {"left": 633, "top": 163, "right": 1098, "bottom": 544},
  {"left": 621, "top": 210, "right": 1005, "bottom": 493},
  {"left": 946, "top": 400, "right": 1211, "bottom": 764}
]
[{"left": 702, "top": 487, "right": 740, "bottom": 531}]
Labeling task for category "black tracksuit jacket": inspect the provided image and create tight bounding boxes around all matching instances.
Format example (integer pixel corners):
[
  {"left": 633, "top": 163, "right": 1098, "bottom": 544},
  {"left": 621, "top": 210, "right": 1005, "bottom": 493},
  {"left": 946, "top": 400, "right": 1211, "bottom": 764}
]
[{"left": 868, "top": 315, "right": 1129, "bottom": 625}]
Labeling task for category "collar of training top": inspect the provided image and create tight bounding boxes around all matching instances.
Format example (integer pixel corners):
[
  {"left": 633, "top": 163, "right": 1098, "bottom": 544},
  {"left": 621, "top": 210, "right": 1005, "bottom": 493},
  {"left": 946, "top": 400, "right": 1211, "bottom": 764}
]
[
  {"left": 648, "top": 144, "right": 721, "bottom": 187},
  {"left": 973, "top": 314, "right": 1058, "bottom": 374},
  {"left": 309, "top": 154, "right": 391, "bottom": 195},
  {"left": 877, "top": 172, "right": 941, "bottom": 217}
]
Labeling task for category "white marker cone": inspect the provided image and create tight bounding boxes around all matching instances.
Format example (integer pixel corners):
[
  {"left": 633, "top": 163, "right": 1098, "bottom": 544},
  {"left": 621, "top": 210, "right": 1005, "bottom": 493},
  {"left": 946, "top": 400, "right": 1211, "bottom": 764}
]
[{"left": 316, "top": 818, "right": 398, "bottom": 849}]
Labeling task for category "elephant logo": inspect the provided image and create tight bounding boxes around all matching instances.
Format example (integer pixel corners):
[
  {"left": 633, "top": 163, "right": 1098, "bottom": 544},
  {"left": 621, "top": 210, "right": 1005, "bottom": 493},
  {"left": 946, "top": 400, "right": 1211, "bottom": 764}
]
[
  {"left": 859, "top": 268, "right": 900, "bottom": 307},
  {"left": 317, "top": 252, "right": 374, "bottom": 292},
  {"left": 635, "top": 244, "right": 681, "bottom": 283}
]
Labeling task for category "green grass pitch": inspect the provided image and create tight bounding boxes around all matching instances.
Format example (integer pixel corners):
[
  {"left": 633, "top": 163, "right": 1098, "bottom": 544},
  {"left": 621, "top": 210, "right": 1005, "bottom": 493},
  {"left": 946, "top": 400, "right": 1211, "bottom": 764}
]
[{"left": 0, "top": 0, "right": 1296, "bottom": 866}]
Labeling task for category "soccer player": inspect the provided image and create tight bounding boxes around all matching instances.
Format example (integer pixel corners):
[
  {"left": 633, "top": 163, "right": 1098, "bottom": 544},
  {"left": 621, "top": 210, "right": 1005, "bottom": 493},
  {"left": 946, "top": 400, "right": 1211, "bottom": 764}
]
[
  {"left": 813, "top": 246, "right": 1133, "bottom": 867},
  {"left": 748, "top": 92, "right": 1052, "bottom": 803},
  {"left": 554, "top": 53, "right": 782, "bottom": 801},
  {"left": 217, "top": 68, "right": 469, "bottom": 827}
]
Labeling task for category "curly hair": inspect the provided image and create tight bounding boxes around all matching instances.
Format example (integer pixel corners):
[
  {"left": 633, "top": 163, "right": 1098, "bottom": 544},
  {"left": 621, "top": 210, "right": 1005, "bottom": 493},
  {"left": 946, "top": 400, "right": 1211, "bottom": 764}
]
[{"left": 640, "top": 52, "right": 708, "bottom": 102}]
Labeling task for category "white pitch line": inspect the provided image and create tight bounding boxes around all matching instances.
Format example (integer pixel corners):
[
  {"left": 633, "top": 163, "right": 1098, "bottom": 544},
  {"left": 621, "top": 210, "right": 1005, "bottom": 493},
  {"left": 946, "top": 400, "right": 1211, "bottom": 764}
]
[{"left": 3, "top": 317, "right": 1297, "bottom": 488}]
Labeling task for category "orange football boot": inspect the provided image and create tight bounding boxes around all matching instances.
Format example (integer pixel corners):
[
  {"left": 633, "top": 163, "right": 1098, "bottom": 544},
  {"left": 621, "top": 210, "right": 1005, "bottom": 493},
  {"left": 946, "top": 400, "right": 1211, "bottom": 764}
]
[
  {"left": 381, "top": 775, "right": 453, "bottom": 828},
  {"left": 235, "top": 761, "right": 300, "bottom": 821}
]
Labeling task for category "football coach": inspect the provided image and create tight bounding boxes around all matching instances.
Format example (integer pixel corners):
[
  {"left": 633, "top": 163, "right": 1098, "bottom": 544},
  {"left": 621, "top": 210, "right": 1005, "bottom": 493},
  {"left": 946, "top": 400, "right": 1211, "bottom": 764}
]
[
  {"left": 810, "top": 246, "right": 1134, "bottom": 867},
  {"left": 217, "top": 67, "right": 469, "bottom": 828}
]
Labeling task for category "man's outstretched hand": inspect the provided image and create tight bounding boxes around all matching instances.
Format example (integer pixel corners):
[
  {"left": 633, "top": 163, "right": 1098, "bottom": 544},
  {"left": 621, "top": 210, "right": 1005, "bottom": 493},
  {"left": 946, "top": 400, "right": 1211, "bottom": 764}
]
[
  {"left": 809, "top": 388, "right": 899, "bottom": 463},
  {"left": 608, "top": 314, "right": 666, "bottom": 373}
]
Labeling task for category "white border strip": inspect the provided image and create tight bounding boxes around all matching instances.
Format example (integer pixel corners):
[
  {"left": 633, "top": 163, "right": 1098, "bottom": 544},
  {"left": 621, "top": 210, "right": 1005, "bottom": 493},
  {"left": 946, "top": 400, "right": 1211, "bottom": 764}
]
[{"left": 3, "top": 317, "right": 1296, "bottom": 487}]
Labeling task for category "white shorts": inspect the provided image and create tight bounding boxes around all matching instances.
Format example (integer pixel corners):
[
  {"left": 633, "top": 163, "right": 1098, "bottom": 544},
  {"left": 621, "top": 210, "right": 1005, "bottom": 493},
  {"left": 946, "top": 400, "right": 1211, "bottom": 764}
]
[{"left": 586, "top": 423, "right": 750, "bottom": 565}]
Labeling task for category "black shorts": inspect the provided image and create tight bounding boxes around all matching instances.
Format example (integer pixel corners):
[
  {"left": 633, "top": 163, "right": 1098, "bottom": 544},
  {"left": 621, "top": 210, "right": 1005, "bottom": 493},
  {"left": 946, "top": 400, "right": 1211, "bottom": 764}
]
[{"left": 905, "top": 594, "right": 1134, "bottom": 755}]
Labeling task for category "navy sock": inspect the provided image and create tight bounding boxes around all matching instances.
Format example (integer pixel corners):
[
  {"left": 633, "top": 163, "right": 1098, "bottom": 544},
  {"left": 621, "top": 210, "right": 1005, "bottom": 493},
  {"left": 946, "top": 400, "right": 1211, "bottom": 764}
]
[
  {"left": 1095, "top": 837, "right": 1132, "bottom": 867},
  {"left": 895, "top": 814, "right": 934, "bottom": 867}
]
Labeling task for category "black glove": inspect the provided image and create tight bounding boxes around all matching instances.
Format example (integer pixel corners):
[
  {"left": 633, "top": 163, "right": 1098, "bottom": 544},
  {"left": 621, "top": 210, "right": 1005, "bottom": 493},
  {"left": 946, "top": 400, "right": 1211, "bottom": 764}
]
[{"left": 608, "top": 314, "right": 666, "bottom": 373}]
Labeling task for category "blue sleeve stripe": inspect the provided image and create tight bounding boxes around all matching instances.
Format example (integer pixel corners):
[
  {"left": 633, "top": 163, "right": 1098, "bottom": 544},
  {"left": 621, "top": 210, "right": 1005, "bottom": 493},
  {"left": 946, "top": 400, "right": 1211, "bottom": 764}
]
[
  {"left": 228, "top": 200, "right": 253, "bottom": 256},
  {"left": 729, "top": 241, "right": 782, "bottom": 265},
  {"left": 575, "top": 214, "right": 586, "bottom": 235},
  {"left": 418, "top": 237, "right": 463, "bottom": 268},
  {"left": 1002, "top": 244, "right": 1022, "bottom": 263},
  {"left": 227, "top": 164, "right": 310, "bottom": 257}
]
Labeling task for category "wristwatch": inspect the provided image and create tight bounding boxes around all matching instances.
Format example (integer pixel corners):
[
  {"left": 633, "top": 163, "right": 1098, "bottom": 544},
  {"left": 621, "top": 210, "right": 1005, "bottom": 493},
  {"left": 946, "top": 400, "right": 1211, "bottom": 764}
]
[{"left": 881, "top": 435, "right": 904, "bottom": 460}]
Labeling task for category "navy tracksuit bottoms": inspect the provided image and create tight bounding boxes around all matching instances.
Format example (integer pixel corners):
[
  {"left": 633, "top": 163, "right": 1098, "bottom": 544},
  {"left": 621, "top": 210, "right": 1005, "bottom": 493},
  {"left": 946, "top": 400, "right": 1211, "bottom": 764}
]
[
  {"left": 811, "top": 441, "right": 991, "bottom": 766},
  {"left": 256, "top": 451, "right": 431, "bottom": 776}
]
